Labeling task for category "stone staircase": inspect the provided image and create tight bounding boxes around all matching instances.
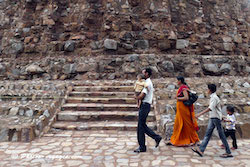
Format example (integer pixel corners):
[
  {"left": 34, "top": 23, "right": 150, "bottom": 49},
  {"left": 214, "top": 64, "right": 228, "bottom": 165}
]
[{"left": 52, "top": 84, "right": 156, "bottom": 131}]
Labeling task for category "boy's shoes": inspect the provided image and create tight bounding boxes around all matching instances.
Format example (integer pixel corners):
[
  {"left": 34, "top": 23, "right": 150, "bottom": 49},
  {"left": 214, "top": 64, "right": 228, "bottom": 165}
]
[
  {"left": 231, "top": 147, "right": 237, "bottom": 150},
  {"left": 220, "top": 145, "right": 237, "bottom": 150},
  {"left": 220, "top": 144, "right": 225, "bottom": 149}
]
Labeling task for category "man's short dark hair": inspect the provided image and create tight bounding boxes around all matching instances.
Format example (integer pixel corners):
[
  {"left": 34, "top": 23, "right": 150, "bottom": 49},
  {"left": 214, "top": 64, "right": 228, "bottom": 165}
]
[
  {"left": 145, "top": 68, "right": 152, "bottom": 76},
  {"left": 208, "top": 84, "right": 216, "bottom": 93},
  {"left": 226, "top": 105, "right": 235, "bottom": 113}
]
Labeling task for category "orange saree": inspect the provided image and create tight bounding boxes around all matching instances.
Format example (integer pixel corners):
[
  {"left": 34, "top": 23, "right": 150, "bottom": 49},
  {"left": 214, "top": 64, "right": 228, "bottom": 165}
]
[{"left": 170, "top": 85, "right": 199, "bottom": 146}]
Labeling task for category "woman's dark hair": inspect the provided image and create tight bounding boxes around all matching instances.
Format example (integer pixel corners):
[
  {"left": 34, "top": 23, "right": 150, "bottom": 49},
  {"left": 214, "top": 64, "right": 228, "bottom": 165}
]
[
  {"left": 177, "top": 76, "right": 187, "bottom": 85},
  {"left": 207, "top": 84, "right": 216, "bottom": 93},
  {"left": 226, "top": 105, "right": 235, "bottom": 113}
]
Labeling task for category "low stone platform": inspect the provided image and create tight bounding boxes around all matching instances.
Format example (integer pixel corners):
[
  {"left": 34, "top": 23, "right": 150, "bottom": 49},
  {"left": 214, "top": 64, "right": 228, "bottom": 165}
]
[
  {"left": 0, "top": 76, "right": 249, "bottom": 142},
  {"left": 154, "top": 76, "right": 250, "bottom": 139},
  {"left": 0, "top": 130, "right": 250, "bottom": 167},
  {"left": 0, "top": 81, "right": 69, "bottom": 142}
]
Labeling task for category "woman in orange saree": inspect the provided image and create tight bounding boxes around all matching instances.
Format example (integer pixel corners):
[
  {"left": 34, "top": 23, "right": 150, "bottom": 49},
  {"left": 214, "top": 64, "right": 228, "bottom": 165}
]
[{"left": 169, "top": 76, "right": 199, "bottom": 146}]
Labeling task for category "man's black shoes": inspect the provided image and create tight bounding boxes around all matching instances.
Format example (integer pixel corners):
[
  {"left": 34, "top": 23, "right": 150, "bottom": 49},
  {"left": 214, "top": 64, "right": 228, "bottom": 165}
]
[
  {"left": 155, "top": 136, "right": 162, "bottom": 148},
  {"left": 134, "top": 147, "right": 146, "bottom": 153}
]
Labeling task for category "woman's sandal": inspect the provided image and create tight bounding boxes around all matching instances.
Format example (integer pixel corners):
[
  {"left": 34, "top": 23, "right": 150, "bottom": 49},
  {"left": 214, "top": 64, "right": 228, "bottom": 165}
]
[
  {"left": 165, "top": 142, "right": 173, "bottom": 146},
  {"left": 220, "top": 153, "right": 233, "bottom": 158},
  {"left": 191, "top": 148, "right": 203, "bottom": 157}
]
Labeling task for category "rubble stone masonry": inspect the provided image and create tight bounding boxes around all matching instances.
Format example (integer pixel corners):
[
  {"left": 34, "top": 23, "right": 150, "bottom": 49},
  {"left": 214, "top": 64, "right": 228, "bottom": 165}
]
[{"left": 0, "top": 0, "right": 249, "bottom": 58}]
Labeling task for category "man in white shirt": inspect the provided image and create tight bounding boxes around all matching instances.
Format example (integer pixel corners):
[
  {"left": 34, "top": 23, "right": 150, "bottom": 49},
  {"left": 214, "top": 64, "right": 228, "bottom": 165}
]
[
  {"left": 134, "top": 68, "right": 162, "bottom": 153},
  {"left": 192, "top": 84, "right": 233, "bottom": 158}
]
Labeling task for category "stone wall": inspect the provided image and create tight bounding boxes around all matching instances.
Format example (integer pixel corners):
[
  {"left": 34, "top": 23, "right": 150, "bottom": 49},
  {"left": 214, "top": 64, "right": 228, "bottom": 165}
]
[
  {"left": 0, "top": 0, "right": 249, "bottom": 57},
  {"left": 154, "top": 77, "right": 250, "bottom": 139},
  {"left": 0, "top": 81, "right": 69, "bottom": 142},
  {"left": 0, "top": 54, "right": 249, "bottom": 80}
]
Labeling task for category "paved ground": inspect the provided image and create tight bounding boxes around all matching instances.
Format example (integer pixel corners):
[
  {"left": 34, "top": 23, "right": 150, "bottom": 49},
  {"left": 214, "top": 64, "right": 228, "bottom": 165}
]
[{"left": 0, "top": 130, "right": 250, "bottom": 167}]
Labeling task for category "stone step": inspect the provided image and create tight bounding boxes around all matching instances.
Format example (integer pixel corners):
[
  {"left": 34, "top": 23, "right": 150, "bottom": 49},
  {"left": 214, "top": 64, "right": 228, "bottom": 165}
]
[
  {"left": 73, "top": 86, "right": 134, "bottom": 92},
  {"left": 57, "top": 110, "right": 155, "bottom": 122},
  {"left": 44, "top": 130, "right": 137, "bottom": 138},
  {"left": 61, "top": 103, "right": 153, "bottom": 111},
  {"left": 52, "top": 121, "right": 156, "bottom": 131},
  {"left": 69, "top": 91, "right": 135, "bottom": 98},
  {"left": 66, "top": 97, "right": 136, "bottom": 104},
  {"left": 72, "top": 82, "right": 134, "bottom": 87}
]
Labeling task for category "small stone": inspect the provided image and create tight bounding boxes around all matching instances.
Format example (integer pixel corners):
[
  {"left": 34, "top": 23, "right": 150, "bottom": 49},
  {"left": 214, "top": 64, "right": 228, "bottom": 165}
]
[
  {"left": 0, "top": 128, "right": 8, "bottom": 141},
  {"left": 0, "top": 64, "right": 6, "bottom": 73},
  {"left": 203, "top": 64, "right": 219, "bottom": 74},
  {"left": 152, "top": 160, "right": 161, "bottom": 166},
  {"left": 125, "top": 54, "right": 139, "bottom": 62},
  {"left": 9, "top": 107, "right": 19, "bottom": 116},
  {"left": 108, "top": 73, "right": 115, "bottom": 80},
  {"left": 167, "top": 85, "right": 175, "bottom": 90},
  {"left": 223, "top": 43, "right": 234, "bottom": 51},
  {"left": 90, "top": 41, "right": 102, "bottom": 50},
  {"left": 121, "top": 43, "right": 133, "bottom": 50},
  {"left": 25, "top": 110, "right": 34, "bottom": 117},
  {"left": 233, "top": 35, "right": 242, "bottom": 43},
  {"left": 29, "top": 148, "right": 41, "bottom": 153},
  {"left": 26, "top": 65, "right": 44, "bottom": 74},
  {"left": 158, "top": 40, "right": 171, "bottom": 51},
  {"left": 222, "top": 36, "right": 232, "bottom": 42},
  {"left": 162, "top": 160, "right": 175, "bottom": 166},
  {"left": 64, "top": 41, "right": 75, "bottom": 52},
  {"left": 122, "top": 65, "right": 136, "bottom": 74},
  {"left": 81, "top": 156, "right": 92, "bottom": 160},
  {"left": 149, "top": 2, "right": 155, "bottom": 11},
  {"left": 66, "top": 160, "right": 83, "bottom": 166},
  {"left": 168, "top": 31, "right": 177, "bottom": 40},
  {"left": 117, "top": 159, "right": 129, "bottom": 163},
  {"left": 19, "top": 109, "right": 25, "bottom": 116},
  {"left": 191, "top": 159, "right": 201, "bottom": 163},
  {"left": 134, "top": 40, "right": 149, "bottom": 49},
  {"left": 176, "top": 39, "right": 189, "bottom": 49},
  {"left": 243, "top": 82, "right": 250, "bottom": 88},
  {"left": 43, "top": 110, "right": 50, "bottom": 117},
  {"left": 246, "top": 66, "right": 250, "bottom": 73},
  {"left": 105, "top": 138, "right": 117, "bottom": 142},
  {"left": 63, "top": 64, "right": 76, "bottom": 74},
  {"left": 104, "top": 39, "right": 117, "bottom": 50},
  {"left": 43, "top": 18, "right": 55, "bottom": 25},
  {"left": 162, "top": 61, "right": 174, "bottom": 72},
  {"left": 219, "top": 63, "right": 231, "bottom": 74},
  {"left": 224, "top": 89, "right": 235, "bottom": 94},
  {"left": 61, "top": 142, "right": 73, "bottom": 147},
  {"left": 11, "top": 42, "right": 24, "bottom": 54}
]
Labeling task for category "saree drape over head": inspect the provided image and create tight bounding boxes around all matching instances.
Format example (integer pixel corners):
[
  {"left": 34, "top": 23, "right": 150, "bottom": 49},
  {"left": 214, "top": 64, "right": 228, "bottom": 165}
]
[{"left": 170, "top": 85, "right": 199, "bottom": 146}]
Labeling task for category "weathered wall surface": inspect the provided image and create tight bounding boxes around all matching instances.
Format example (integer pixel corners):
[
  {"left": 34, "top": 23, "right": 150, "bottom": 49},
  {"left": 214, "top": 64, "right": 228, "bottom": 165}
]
[
  {"left": 0, "top": 54, "right": 249, "bottom": 80},
  {"left": 0, "top": 0, "right": 249, "bottom": 57}
]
